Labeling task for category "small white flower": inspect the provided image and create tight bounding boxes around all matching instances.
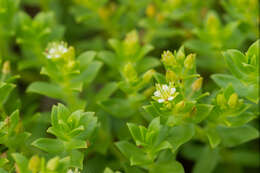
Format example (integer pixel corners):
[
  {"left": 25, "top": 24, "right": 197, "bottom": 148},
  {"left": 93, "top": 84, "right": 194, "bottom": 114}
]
[
  {"left": 45, "top": 41, "right": 69, "bottom": 59},
  {"left": 67, "top": 168, "right": 80, "bottom": 173},
  {"left": 153, "top": 83, "right": 178, "bottom": 103}
]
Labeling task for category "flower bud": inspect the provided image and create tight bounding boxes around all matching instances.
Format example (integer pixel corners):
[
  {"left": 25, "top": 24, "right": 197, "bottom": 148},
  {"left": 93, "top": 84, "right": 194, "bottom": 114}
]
[
  {"left": 184, "top": 54, "right": 195, "bottom": 69},
  {"left": 166, "top": 70, "right": 177, "bottom": 82},
  {"left": 228, "top": 93, "right": 238, "bottom": 108},
  {"left": 176, "top": 47, "right": 185, "bottom": 60},
  {"left": 206, "top": 12, "right": 220, "bottom": 36},
  {"left": 124, "top": 30, "right": 139, "bottom": 46},
  {"left": 192, "top": 77, "right": 203, "bottom": 91},
  {"left": 2, "top": 61, "right": 11, "bottom": 74},
  {"left": 216, "top": 93, "right": 227, "bottom": 109},
  {"left": 142, "top": 69, "right": 155, "bottom": 83},
  {"left": 123, "top": 63, "right": 138, "bottom": 82},
  {"left": 47, "top": 157, "right": 59, "bottom": 171},
  {"left": 28, "top": 155, "right": 40, "bottom": 173},
  {"left": 124, "top": 30, "right": 139, "bottom": 55},
  {"left": 161, "top": 50, "right": 177, "bottom": 66},
  {"left": 146, "top": 4, "right": 156, "bottom": 17}
]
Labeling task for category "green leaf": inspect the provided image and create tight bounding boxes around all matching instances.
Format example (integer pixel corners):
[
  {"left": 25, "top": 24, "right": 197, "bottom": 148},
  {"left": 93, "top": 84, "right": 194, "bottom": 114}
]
[
  {"left": 73, "top": 61, "right": 103, "bottom": 85},
  {"left": 65, "top": 139, "right": 87, "bottom": 150},
  {"left": 211, "top": 74, "right": 258, "bottom": 102},
  {"left": 0, "top": 168, "right": 8, "bottom": 173},
  {"left": 222, "top": 149, "right": 260, "bottom": 167},
  {"left": 206, "top": 128, "right": 221, "bottom": 148},
  {"left": 191, "top": 104, "right": 213, "bottom": 123},
  {"left": 167, "top": 124, "right": 194, "bottom": 152},
  {"left": 32, "top": 138, "right": 64, "bottom": 154},
  {"left": 226, "top": 112, "right": 256, "bottom": 127},
  {"left": 136, "top": 44, "right": 154, "bottom": 61},
  {"left": 95, "top": 82, "right": 118, "bottom": 101},
  {"left": 127, "top": 123, "right": 145, "bottom": 146},
  {"left": 143, "top": 104, "right": 161, "bottom": 117},
  {"left": 148, "top": 117, "right": 160, "bottom": 132},
  {"left": 97, "top": 51, "right": 117, "bottom": 68},
  {"left": 56, "top": 103, "right": 70, "bottom": 122},
  {"left": 12, "top": 153, "right": 30, "bottom": 173},
  {"left": 9, "top": 110, "right": 20, "bottom": 132},
  {"left": 76, "top": 112, "right": 98, "bottom": 140},
  {"left": 136, "top": 57, "right": 160, "bottom": 73},
  {"left": 77, "top": 50, "right": 96, "bottom": 67},
  {"left": 153, "top": 72, "right": 166, "bottom": 84},
  {"left": 223, "top": 50, "right": 247, "bottom": 79},
  {"left": 0, "top": 83, "right": 15, "bottom": 106},
  {"left": 0, "top": 158, "right": 8, "bottom": 167},
  {"left": 246, "top": 40, "right": 259, "bottom": 65},
  {"left": 192, "top": 147, "right": 219, "bottom": 173},
  {"left": 217, "top": 125, "right": 259, "bottom": 147},
  {"left": 150, "top": 160, "right": 184, "bottom": 173},
  {"left": 69, "top": 150, "right": 84, "bottom": 169},
  {"left": 99, "top": 98, "right": 135, "bottom": 118},
  {"left": 115, "top": 141, "right": 151, "bottom": 166},
  {"left": 27, "top": 82, "right": 63, "bottom": 99}
]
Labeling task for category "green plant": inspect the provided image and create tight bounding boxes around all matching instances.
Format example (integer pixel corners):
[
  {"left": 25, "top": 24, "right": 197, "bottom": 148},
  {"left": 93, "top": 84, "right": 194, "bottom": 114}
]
[{"left": 0, "top": 0, "right": 259, "bottom": 173}]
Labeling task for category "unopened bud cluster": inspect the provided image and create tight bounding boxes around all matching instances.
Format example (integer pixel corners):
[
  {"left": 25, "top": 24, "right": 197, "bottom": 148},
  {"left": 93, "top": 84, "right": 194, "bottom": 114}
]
[
  {"left": 216, "top": 92, "right": 239, "bottom": 109},
  {"left": 161, "top": 50, "right": 177, "bottom": 66},
  {"left": 161, "top": 49, "right": 196, "bottom": 71}
]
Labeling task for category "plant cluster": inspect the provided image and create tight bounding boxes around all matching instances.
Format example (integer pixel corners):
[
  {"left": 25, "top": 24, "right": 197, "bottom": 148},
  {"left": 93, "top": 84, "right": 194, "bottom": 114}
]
[{"left": 0, "top": 0, "right": 259, "bottom": 173}]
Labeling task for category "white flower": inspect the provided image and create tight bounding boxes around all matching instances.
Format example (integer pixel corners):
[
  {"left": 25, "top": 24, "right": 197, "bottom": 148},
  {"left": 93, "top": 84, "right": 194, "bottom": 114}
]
[
  {"left": 45, "top": 41, "right": 69, "bottom": 59},
  {"left": 153, "top": 83, "right": 178, "bottom": 103},
  {"left": 67, "top": 168, "right": 80, "bottom": 173}
]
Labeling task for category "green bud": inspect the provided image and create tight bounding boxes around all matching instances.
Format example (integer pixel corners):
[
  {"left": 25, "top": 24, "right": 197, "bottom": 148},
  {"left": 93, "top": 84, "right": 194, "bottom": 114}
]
[
  {"left": 123, "top": 63, "right": 138, "bottom": 82},
  {"left": 28, "top": 155, "right": 40, "bottom": 173},
  {"left": 176, "top": 47, "right": 185, "bottom": 60},
  {"left": 184, "top": 54, "right": 196, "bottom": 69},
  {"left": 192, "top": 77, "right": 203, "bottom": 91},
  {"left": 216, "top": 93, "right": 226, "bottom": 109},
  {"left": 206, "top": 12, "right": 220, "bottom": 36},
  {"left": 166, "top": 70, "right": 177, "bottom": 82},
  {"left": 47, "top": 157, "right": 59, "bottom": 171},
  {"left": 217, "top": 94, "right": 227, "bottom": 106},
  {"left": 228, "top": 93, "right": 238, "bottom": 108},
  {"left": 142, "top": 69, "right": 155, "bottom": 83},
  {"left": 161, "top": 50, "right": 177, "bottom": 66},
  {"left": 2, "top": 61, "right": 11, "bottom": 74},
  {"left": 124, "top": 30, "right": 139, "bottom": 46},
  {"left": 123, "top": 30, "right": 139, "bottom": 56}
]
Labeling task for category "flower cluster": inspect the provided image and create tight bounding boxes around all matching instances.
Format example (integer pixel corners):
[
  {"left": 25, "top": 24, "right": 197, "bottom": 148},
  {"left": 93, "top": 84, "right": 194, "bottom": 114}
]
[
  {"left": 45, "top": 41, "right": 69, "bottom": 59},
  {"left": 153, "top": 83, "right": 178, "bottom": 103}
]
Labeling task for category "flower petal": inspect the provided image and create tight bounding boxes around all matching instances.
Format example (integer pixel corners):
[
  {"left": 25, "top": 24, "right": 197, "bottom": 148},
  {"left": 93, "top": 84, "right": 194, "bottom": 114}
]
[
  {"left": 154, "top": 90, "right": 161, "bottom": 97},
  {"left": 158, "top": 99, "right": 165, "bottom": 103},
  {"left": 168, "top": 96, "right": 174, "bottom": 101},
  {"left": 170, "top": 87, "right": 176, "bottom": 94}
]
